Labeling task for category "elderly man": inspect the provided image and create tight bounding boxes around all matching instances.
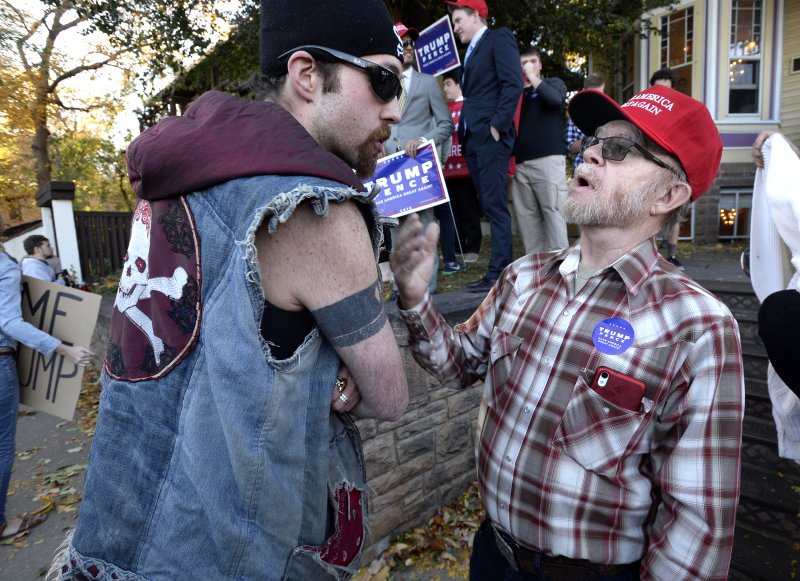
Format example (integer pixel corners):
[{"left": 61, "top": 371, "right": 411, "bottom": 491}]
[
  {"left": 57, "top": 0, "right": 409, "bottom": 578},
  {"left": 391, "top": 85, "right": 744, "bottom": 580}
]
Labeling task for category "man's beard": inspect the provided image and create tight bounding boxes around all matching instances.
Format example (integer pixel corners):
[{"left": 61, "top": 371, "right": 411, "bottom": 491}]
[
  {"left": 353, "top": 124, "right": 391, "bottom": 179},
  {"left": 561, "top": 163, "right": 658, "bottom": 227}
]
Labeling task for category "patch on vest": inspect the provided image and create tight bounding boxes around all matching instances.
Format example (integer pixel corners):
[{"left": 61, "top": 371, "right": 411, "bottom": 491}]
[{"left": 105, "top": 197, "right": 201, "bottom": 381}]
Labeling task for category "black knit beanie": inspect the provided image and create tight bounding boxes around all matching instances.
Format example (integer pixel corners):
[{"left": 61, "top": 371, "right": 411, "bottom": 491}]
[{"left": 260, "top": 0, "right": 404, "bottom": 76}]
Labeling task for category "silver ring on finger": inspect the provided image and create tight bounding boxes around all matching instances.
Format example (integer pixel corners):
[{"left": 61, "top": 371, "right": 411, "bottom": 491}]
[{"left": 339, "top": 393, "right": 349, "bottom": 404}]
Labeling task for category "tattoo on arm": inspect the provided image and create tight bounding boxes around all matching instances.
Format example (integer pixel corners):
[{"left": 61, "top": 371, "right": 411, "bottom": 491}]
[{"left": 311, "top": 281, "right": 387, "bottom": 347}]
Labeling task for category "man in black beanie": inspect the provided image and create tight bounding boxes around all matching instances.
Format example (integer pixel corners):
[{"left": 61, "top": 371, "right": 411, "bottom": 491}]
[{"left": 57, "top": 0, "right": 410, "bottom": 579}]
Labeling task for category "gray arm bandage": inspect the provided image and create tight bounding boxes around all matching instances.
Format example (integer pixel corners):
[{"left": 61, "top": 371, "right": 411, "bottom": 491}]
[{"left": 311, "top": 281, "right": 387, "bottom": 347}]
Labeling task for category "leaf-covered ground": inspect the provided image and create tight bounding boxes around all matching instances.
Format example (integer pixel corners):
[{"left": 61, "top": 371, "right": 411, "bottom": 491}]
[
  {"left": 355, "top": 482, "right": 484, "bottom": 581},
  {"left": 1, "top": 367, "right": 99, "bottom": 551}
]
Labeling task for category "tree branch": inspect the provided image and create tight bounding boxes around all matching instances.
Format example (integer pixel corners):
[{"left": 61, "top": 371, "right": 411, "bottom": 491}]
[{"left": 49, "top": 50, "right": 127, "bottom": 91}]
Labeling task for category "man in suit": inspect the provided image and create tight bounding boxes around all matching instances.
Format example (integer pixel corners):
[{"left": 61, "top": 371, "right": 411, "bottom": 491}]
[
  {"left": 385, "top": 22, "right": 454, "bottom": 294},
  {"left": 447, "top": 0, "right": 522, "bottom": 294}
]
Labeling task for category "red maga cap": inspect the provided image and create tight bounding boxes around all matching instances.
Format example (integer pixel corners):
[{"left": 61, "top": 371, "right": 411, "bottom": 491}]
[
  {"left": 568, "top": 85, "right": 722, "bottom": 201},
  {"left": 395, "top": 22, "right": 419, "bottom": 41},
  {"left": 445, "top": 0, "right": 488, "bottom": 19}
]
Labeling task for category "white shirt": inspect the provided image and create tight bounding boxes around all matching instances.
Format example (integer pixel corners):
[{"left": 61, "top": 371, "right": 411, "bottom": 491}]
[
  {"left": 21, "top": 257, "right": 60, "bottom": 283},
  {"left": 464, "top": 25, "right": 488, "bottom": 67}
]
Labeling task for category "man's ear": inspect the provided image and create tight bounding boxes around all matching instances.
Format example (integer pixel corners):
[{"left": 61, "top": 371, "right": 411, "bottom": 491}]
[
  {"left": 286, "top": 51, "right": 320, "bottom": 103},
  {"left": 651, "top": 181, "right": 692, "bottom": 217}
]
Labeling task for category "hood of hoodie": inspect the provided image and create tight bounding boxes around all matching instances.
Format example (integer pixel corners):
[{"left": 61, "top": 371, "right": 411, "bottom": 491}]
[{"left": 127, "top": 90, "right": 365, "bottom": 200}]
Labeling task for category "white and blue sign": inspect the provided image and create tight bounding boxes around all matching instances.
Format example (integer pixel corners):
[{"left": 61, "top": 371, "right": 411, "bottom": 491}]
[
  {"left": 592, "top": 318, "right": 635, "bottom": 355},
  {"left": 415, "top": 16, "right": 461, "bottom": 77},
  {"left": 364, "top": 141, "right": 450, "bottom": 218}
]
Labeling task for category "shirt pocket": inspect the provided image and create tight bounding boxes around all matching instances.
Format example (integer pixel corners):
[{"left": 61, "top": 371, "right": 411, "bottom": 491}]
[
  {"left": 485, "top": 326, "right": 524, "bottom": 410},
  {"left": 551, "top": 374, "right": 648, "bottom": 479}
]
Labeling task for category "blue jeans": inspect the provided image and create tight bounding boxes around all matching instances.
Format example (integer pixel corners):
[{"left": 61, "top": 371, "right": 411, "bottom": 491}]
[
  {"left": 0, "top": 355, "right": 20, "bottom": 527},
  {"left": 469, "top": 520, "right": 641, "bottom": 581}
]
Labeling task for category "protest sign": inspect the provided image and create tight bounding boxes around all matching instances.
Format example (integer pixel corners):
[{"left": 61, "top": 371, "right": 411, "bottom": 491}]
[
  {"left": 364, "top": 141, "right": 450, "bottom": 218},
  {"left": 415, "top": 16, "right": 460, "bottom": 77},
  {"left": 17, "top": 276, "right": 101, "bottom": 420}
]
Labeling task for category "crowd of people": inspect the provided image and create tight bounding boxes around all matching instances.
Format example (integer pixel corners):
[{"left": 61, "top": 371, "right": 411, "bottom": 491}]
[{"left": 0, "top": 0, "right": 796, "bottom": 578}]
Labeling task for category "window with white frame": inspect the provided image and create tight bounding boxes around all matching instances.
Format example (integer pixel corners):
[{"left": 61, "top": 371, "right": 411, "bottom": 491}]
[
  {"left": 718, "top": 188, "right": 752, "bottom": 239},
  {"left": 728, "top": 0, "right": 762, "bottom": 114},
  {"left": 660, "top": 7, "right": 693, "bottom": 95}
]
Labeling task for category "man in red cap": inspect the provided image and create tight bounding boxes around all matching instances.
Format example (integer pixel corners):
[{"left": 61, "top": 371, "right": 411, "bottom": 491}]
[
  {"left": 390, "top": 85, "right": 744, "bottom": 579},
  {"left": 445, "top": 0, "right": 522, "bottom": 294}
]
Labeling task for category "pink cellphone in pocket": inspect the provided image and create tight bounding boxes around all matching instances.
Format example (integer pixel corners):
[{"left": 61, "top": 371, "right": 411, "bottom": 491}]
[{"left": 591, "top": 366, "right": 646, "bottom": 411}]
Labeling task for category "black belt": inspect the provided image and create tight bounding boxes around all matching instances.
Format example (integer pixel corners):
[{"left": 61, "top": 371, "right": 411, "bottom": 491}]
[
  {"left": 0, "top": 348, "right": 15, "bottom": 357},
  {"left": 492, "top": 524, "right": 640, "bottom": 580}
]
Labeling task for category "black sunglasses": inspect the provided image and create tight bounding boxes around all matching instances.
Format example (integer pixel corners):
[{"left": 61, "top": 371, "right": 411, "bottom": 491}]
[
  {"left": 278, "top": 45, "right": 402, "bottom": 103},
  {"left": 402, "top": 40, "right": 415, "bottom": 48},
  {"left": 581, "top": 135, "right": 678, "bottom": 175}
]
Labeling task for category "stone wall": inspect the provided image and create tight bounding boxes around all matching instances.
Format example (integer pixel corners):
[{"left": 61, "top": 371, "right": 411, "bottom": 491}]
[{"left": 356, "top": 292, "right": 485, "bottom": 561}]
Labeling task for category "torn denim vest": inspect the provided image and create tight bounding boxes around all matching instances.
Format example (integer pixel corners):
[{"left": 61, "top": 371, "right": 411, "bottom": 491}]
[{"left": 58, "top": 174, "right": 384, "bottom": 580}]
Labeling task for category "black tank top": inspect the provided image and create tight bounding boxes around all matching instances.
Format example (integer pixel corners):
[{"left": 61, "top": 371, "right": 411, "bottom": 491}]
[{"left": 260, "top": 300, "right": 315, "bottom": 360}]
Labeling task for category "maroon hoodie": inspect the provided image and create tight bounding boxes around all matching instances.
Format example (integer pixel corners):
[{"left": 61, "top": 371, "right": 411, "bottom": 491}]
[{"left": 126, "top": 90, "right": 365, "bottom": 200}]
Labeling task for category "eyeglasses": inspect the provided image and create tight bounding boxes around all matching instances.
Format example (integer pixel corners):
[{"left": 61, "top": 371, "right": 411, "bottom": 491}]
[
  {"left": 581, "top": 135, "right": 678, "bottom": 175},
  {"left": 278, "top": 45, "right": 403, "bottom": 103},
  {"left": 402, "top": 40, "right": 415, "bottom": 48}
]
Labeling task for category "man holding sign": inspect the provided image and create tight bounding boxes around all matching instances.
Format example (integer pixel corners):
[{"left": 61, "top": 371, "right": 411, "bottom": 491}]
[
  {"left": 385, "top": 21, "right": 454, "bottom": 294},
  {"left": 0, "top": 242, "right": 92, "bottom": 539}
]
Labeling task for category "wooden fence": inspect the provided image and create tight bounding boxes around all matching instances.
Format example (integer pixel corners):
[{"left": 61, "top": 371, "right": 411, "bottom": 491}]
[{"left": 74, "top": 211, "right": 132, "bottom": 281}]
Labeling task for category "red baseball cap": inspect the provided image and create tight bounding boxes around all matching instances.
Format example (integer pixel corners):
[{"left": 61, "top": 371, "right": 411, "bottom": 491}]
[
  {"left": 568, "top": 85, "right": 722, "bottom": 201},
  {"left": 445, "top": 0, "right": 488, "bottom": 19},
  {"left": 395, "top": 22, "right": 419, "bottom": 41}
]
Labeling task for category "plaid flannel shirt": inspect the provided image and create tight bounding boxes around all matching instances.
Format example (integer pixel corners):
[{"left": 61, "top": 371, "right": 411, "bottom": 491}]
[
  {"left": 399, "top": 239, "right": 744, "bottom": 580},
  {"left": 565, "top": 118, "right": 585, "bottom": 171}
]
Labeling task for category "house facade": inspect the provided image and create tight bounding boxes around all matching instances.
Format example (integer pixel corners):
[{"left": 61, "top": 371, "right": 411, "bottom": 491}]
[{"left": 619, "top": 0, "right": 798, "bottom": 243}]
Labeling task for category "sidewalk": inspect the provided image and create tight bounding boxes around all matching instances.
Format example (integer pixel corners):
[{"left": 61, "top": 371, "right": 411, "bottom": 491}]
[{"left": 0, "top": 243, "right": 750, "bottom": 580}]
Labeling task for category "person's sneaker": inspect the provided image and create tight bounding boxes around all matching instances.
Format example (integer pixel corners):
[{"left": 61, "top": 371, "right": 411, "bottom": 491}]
[
  {"left": 464, "top": 252, "right": 479, "bottom": 263},
  {"left": 667, "top": 256, "right": 684, "bottom": 270},
  {"left": 442, "top": 261, "right": 462, "bottom": 275}
]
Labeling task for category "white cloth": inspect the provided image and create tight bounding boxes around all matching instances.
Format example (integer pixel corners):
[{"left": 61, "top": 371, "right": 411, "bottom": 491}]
[{"left": 750, "top": 133, "right": 800, "bottom": 461}]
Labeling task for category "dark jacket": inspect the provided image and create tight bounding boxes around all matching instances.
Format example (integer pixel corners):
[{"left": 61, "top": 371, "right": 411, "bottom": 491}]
[
  {"left": 458, "top": 28, "right": 523, "bottom": 148},
  {"left": 516, "top": 76, "right": 568, "bottom": 162}
]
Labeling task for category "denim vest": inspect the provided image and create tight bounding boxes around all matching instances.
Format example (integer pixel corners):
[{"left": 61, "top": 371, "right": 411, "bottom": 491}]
[{"left": 60, "top": 175, "right": 384, "bottom": 580}]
